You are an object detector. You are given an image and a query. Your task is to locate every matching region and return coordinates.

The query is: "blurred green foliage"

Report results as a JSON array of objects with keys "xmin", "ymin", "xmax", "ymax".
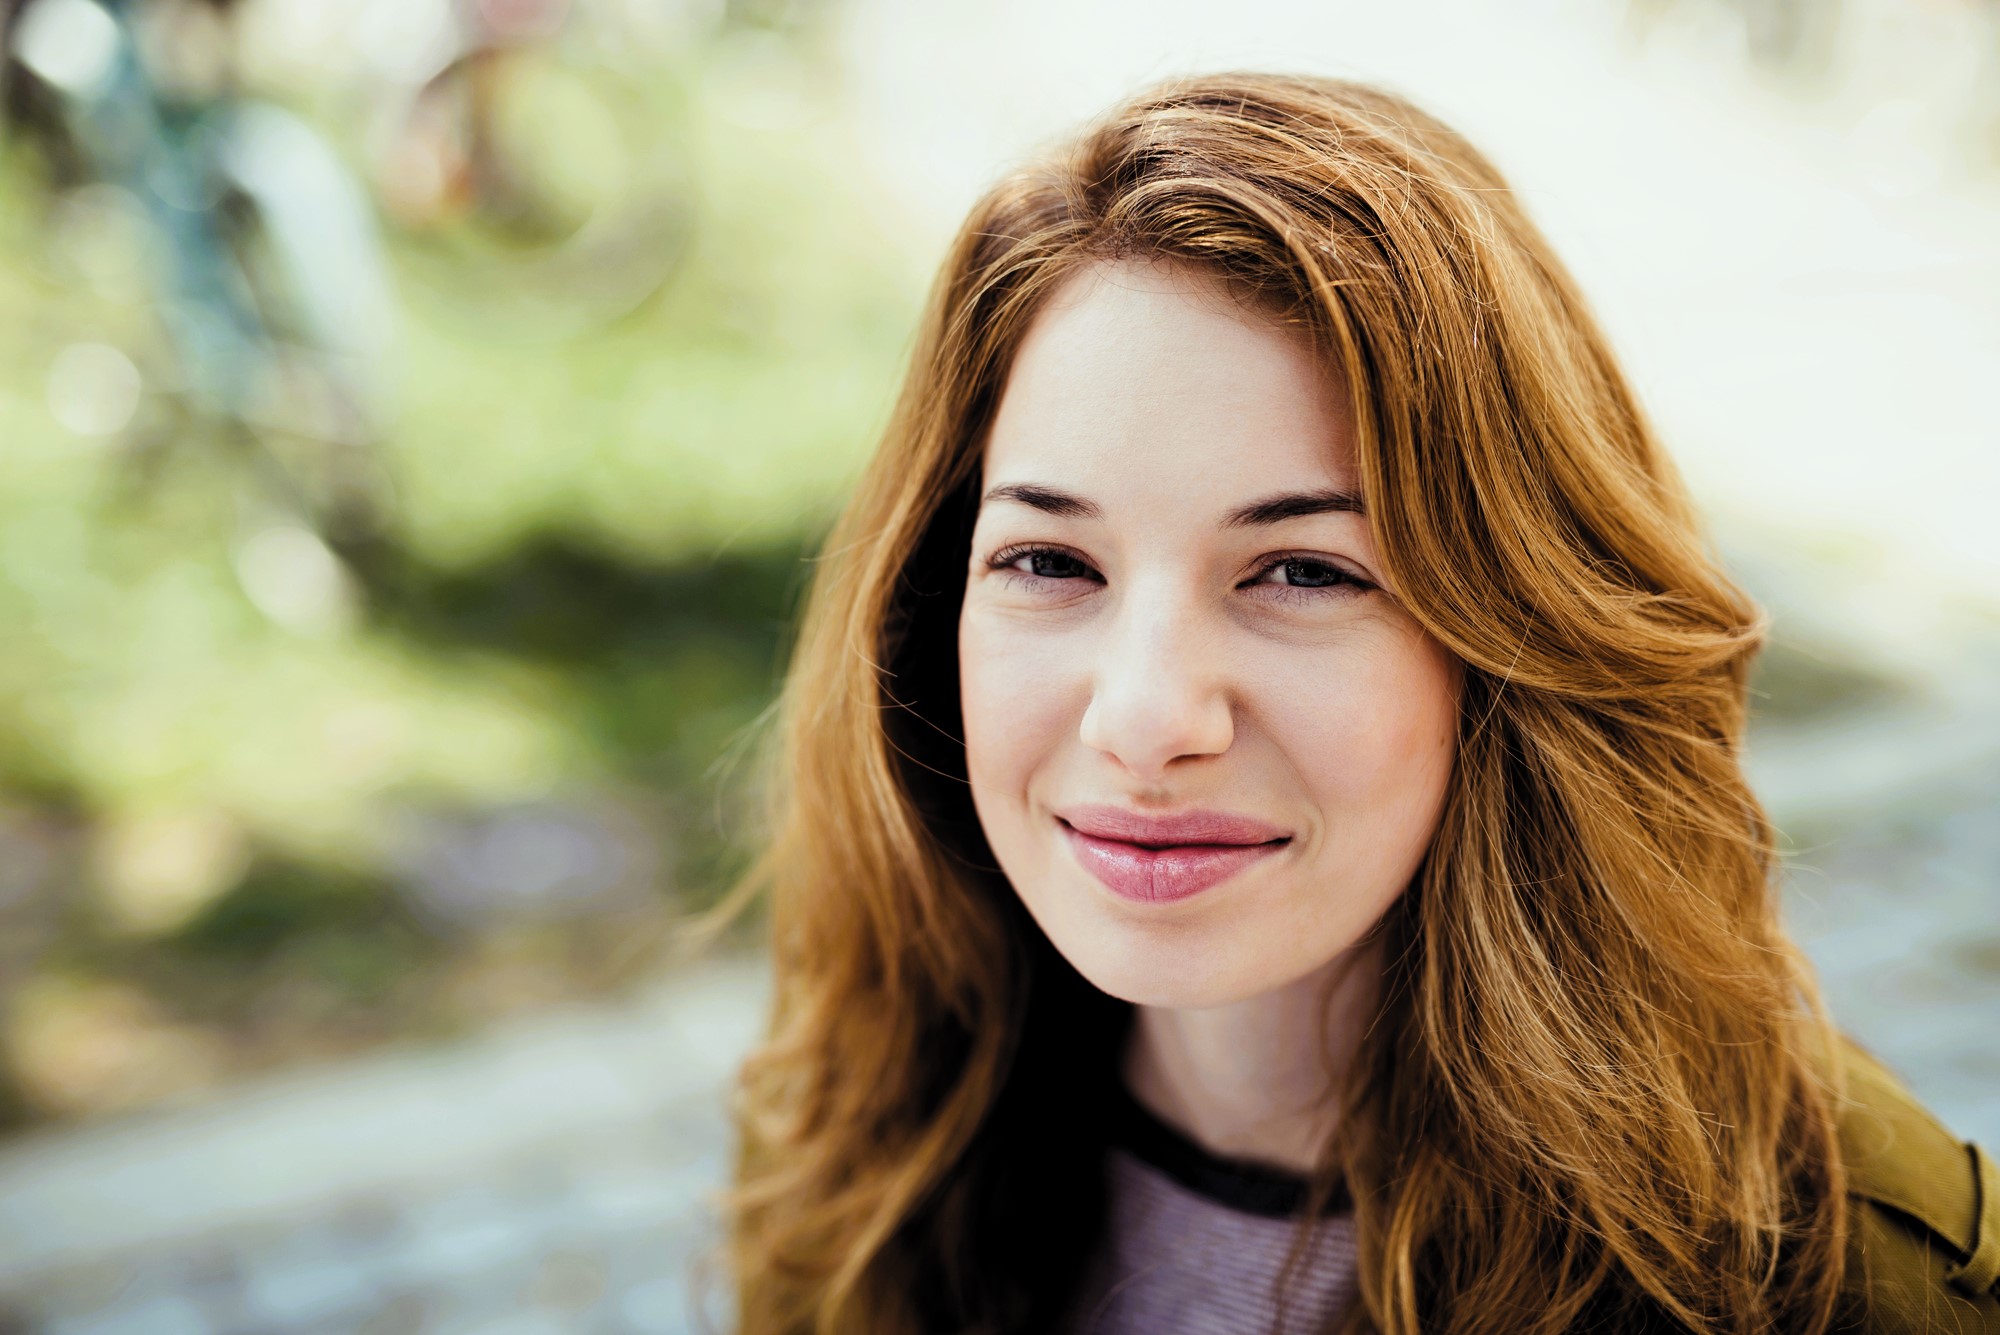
[{"xmin": 0, "ymin": 14, "xmax": 922, "ymax": 1131}]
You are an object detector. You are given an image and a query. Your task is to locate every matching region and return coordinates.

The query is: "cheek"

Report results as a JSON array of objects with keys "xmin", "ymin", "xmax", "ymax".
[
  {"xmin": 957, "ymin": 611, "xmax": 1081, "ymax": 797},
  {"xmin": 1264, "ymin": 627, "xmax": 1459, "ymax": 828}
]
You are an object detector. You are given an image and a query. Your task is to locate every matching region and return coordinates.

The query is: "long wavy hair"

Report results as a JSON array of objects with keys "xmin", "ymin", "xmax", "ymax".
[{"xmin": 684, "ymin": 71, "xmax": 1850, "ymax": 1335}]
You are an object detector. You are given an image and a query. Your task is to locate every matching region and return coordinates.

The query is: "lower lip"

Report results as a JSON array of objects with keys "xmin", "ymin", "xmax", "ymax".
[{"xmin": 1059, "ymin": 822, "xmax": 1289, "ymax": 904}]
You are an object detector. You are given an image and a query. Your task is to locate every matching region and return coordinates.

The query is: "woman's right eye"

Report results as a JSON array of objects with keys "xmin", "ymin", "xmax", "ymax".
[{"xmin": 988, "ymin": 545, "xmax": 1099, "ymax": 585}]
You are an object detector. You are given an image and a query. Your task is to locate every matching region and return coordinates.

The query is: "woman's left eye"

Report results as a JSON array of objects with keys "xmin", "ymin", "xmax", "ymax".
[{"xmin": 1247, "ymin": 557, "xmax": 1371, "ymax": 595}]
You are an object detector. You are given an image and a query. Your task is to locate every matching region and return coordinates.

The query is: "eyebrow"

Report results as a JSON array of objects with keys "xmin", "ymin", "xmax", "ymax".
[
  {"xmin": 979, "ymin": 482, "xmax": 1366, "ymax": 527},
  {"xmin": 1225, "ymin": 486, "xmax": 1368, "ymax": 526},
  {"xmin": 981, "ymin": 483, "xmax": 1100, "ymax": 519}
]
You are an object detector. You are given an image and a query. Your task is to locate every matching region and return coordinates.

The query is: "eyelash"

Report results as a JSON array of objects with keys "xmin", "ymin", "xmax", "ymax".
[{"xmin": 984, "ymin": 544, "xmax": 1376, "ymax": 605}]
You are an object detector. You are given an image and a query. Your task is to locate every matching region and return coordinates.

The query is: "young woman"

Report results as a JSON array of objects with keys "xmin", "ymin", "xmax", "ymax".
[{"xmin": 688, "ymin": 73, "xmax": 2000, "ymax": 1335}]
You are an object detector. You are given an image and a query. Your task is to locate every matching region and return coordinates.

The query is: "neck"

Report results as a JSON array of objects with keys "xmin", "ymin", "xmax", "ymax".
[{"xmin": 1118, "ymin": 934, "xmax": 1383, "ymax": 1174}]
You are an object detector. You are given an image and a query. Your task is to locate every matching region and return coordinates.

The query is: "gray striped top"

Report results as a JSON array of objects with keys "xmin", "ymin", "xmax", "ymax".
[{"xmin": 1059, "ymin": 1086, "xmax": 1360, "ymax": 1335}]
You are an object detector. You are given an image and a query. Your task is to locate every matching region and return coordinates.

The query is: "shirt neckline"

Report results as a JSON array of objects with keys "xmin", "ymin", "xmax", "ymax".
[{"xmin": 1104, "ymin": 1078, "xmax": 1353, "ymax": 1219}]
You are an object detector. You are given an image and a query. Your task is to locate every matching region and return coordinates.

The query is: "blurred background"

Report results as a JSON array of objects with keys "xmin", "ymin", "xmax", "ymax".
[{"xmin": 0, "ymin": 0, "xmax": 1994, "ymax": 1330}]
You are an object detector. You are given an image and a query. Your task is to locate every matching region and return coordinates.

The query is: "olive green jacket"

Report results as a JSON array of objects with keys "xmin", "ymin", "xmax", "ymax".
[{"xmin": 1835, "ymin": 1041, "xmax": 2000, "ymax": 1332}]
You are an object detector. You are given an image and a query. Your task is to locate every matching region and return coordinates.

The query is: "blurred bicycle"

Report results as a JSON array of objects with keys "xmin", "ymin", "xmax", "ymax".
[
  {"xmin": 368, "ymin": 0, "xmax": 697, "ymax": 342},
  {"xmin": 2, "ymin": 0, "xmax": 401, "ymax": 554}
]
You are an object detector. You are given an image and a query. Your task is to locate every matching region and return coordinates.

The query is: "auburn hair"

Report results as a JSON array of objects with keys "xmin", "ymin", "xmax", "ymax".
[{"xmin": 683, "ymin": 71, "xmax": 1849, "ymax": 1335}]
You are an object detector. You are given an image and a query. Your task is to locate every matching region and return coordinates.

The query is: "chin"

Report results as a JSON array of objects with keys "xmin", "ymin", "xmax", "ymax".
[
  {"xmin": 1092, "ymin": 977, "xmax": 1236, "ymax": 1010},
  {"xmin": 1054, "ymin": 930, "xmax": 1253, "ymax": 1010}
]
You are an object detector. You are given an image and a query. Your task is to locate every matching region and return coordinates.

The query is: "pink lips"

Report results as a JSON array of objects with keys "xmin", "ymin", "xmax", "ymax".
[{"xmin": 1057, "ymin": 804, "xmax": 1291, "ymax": 904}]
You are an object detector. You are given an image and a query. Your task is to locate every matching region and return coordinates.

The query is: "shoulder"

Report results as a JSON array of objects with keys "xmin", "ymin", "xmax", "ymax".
[{"xmin": 1833, "ymin": 1037, "xmax": 2000, "ymax": 1334}]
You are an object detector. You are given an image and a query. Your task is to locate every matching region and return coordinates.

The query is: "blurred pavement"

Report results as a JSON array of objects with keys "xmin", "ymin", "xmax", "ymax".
[{"xmin": 0, "ymin": 954, "xmax": 766, "ymax": 1335}]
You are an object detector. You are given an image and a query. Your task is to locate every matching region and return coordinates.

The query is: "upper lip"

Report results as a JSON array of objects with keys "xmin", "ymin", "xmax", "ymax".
[{"xmin": 1057, "ymin": 804, "xmax": 1292, "ymax": 848}]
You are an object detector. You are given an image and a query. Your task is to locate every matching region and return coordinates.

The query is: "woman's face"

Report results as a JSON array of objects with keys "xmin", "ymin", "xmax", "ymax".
[{"xmin": 957, "ymin": 257, "xmax": 1460, "ymax": 1009}]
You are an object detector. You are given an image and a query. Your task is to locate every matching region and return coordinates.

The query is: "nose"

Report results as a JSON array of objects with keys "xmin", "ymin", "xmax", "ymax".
[{"xmin": 1077, "ymin": 591, "xmax": 1235, "ymax": 780}]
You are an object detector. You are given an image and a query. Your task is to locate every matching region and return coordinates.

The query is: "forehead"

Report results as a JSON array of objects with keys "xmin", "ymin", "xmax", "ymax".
[{"xmin": 981, "ymin": 257, "xmax": 1357, "ymax": 501}]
